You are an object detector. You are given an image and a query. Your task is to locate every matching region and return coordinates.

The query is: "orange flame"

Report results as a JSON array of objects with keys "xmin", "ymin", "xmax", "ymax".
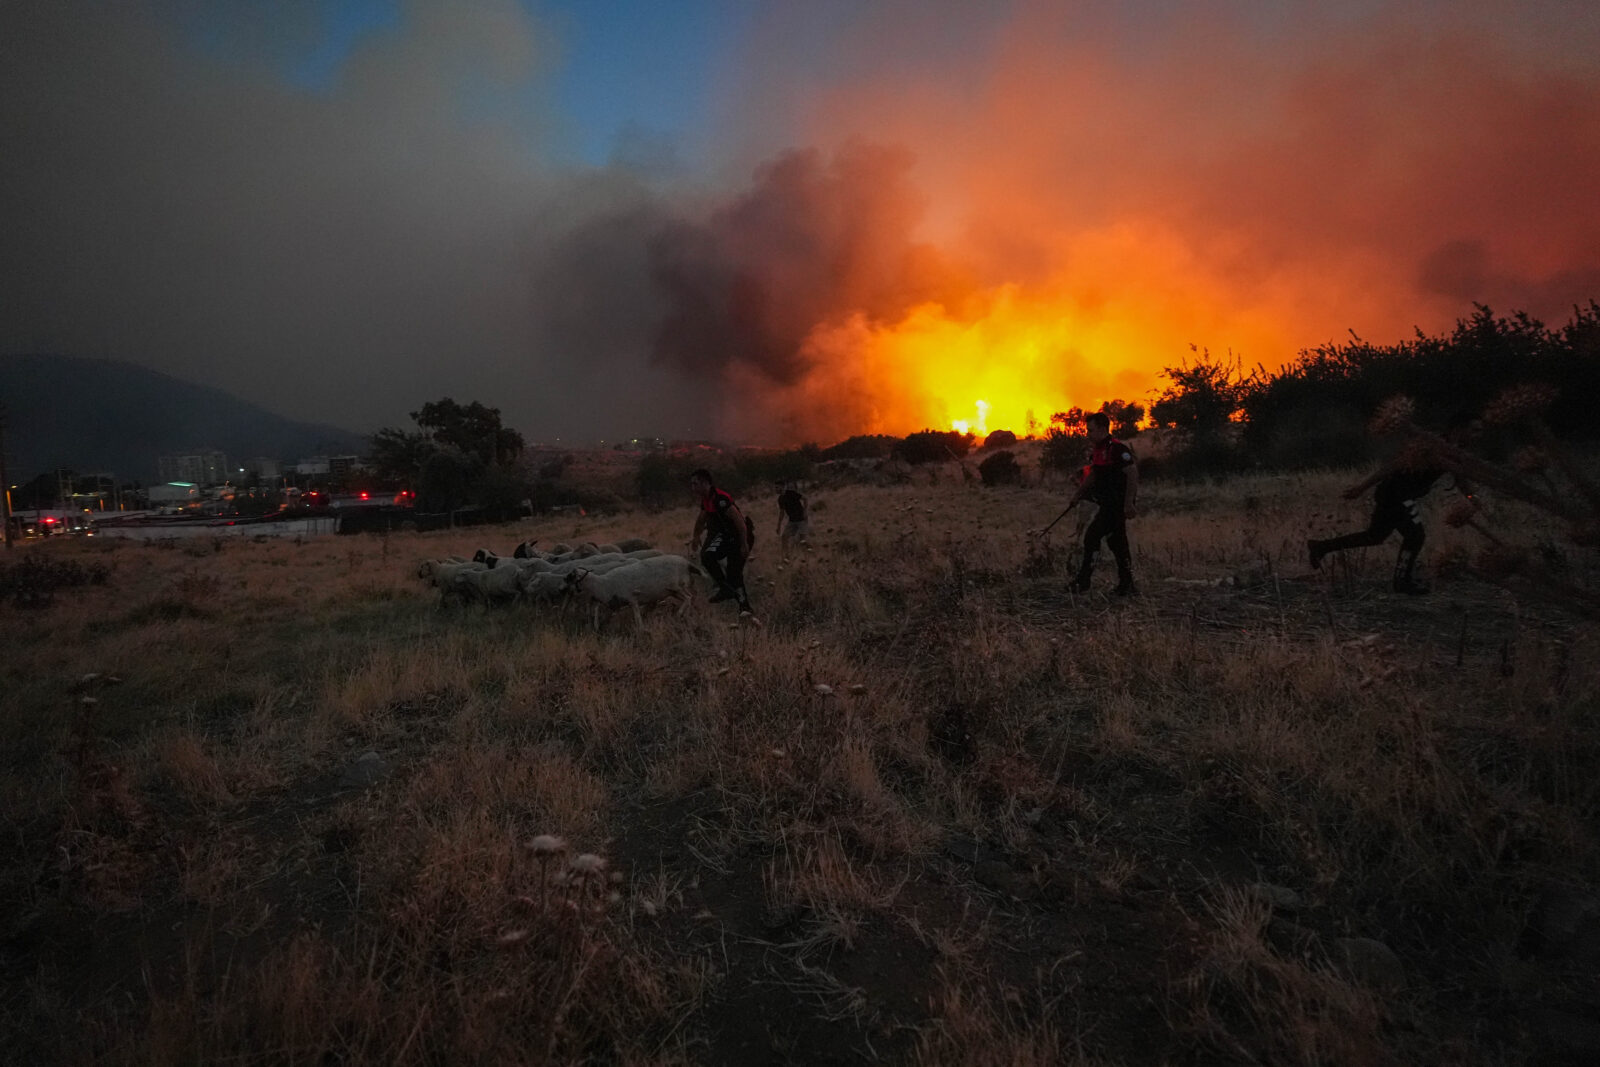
[{"xmin": 759, "ymin": 220, "xmax": 1299, "ymax": 442}]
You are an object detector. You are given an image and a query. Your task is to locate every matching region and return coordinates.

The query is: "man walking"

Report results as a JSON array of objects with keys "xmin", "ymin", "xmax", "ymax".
[
  {"xmin": 689, "ymin": 469, "xmax": 754, "ymax": 614},
  {"xmin": 775, "ymin": 481, "xmax": 809, "ymax": 560},
  {"xmin": 1068, "ymin": 412, "xmax": 1139, "ymax": 596}
]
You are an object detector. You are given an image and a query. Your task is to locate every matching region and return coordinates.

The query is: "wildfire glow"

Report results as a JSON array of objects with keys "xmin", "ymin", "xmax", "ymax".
[{"xmin": 767, "ymin": 235, "xmax": 1299, "ymax": 444}]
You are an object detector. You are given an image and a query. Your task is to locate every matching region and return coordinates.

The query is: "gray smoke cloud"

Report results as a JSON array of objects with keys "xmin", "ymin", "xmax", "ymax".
[
  {"xmin": 0, "ymin": 0, "xmax": 712, "ymax": 443},
  {"xmin": 645, "ymin": 144, "xmax": 961, "ymax": 384}
]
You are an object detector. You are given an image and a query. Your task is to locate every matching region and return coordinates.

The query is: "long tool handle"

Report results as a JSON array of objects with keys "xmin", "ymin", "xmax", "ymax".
[{"xmin": 1033, "ymin": 499, "xmax": 1079, "ymax": 538}]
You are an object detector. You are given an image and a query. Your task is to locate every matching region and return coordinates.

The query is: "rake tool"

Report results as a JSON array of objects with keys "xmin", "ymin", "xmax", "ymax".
[{"xmin": 1028, "ymin": 498, "xmax": 1080, "ymax": 540}]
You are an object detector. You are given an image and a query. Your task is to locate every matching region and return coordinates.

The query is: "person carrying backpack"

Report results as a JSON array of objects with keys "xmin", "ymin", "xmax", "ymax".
[{"xmin": 689, "ymin": 469, "xmax": 754, "ymax": 615}]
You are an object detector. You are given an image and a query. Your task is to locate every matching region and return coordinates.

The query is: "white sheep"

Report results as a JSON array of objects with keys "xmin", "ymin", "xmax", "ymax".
[
  {"xmin": 417, "ymin": 559, "xmax": 488, "ymax": 605},
  {"xmin": 516, "ymin": 554, "xmax": 622, "ymax": 576},
  {"xmin": 450, "ymin": 563, "xmax": 524, "ymax": 605},
  {"xmin": 518, "ymin": 568, "xmax": 572, "ymax": 604},
  {"xmin": 564, "ymin": 555, "xmax": 702, "ymax": 630},
  {"xmin": 615, "ymin": 537, "xmax": 652, "ymax": 552},
  {"xmin": 417, "ymin": 559, "xmax": 486, "ymax": 587},
  {"xmin": 487, "ymin": 555, "xmax": 541, "ymax": 572},
  {"xmin": 516, "ymin": 555, "xmax": 637, "ymax": 606}
]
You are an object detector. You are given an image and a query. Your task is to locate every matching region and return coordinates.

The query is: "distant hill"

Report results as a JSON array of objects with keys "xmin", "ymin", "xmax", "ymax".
[{"xmin": 0, "ymin": 355, "xmax": 367, "ymax": 483}]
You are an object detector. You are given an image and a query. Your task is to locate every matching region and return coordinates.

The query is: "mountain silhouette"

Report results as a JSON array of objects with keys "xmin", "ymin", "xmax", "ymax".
[{"xmin": 0, "ymin": 355, "xmax": 367, "ymax": 483}]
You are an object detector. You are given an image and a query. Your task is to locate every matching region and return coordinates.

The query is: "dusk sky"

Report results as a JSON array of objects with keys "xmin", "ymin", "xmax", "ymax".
[{"xmin": 3, "ymin": 0, "xmax": 1598, "ymax": 444}]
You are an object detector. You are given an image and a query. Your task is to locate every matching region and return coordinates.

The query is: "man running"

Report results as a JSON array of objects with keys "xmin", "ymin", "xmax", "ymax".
[
  {"xmin": 1308, "ymin": 418, "xmax": 1475, "ymax": 594},
  {"xmin": 689, "ymin": 469, "xmax": 754, "ymax": 614},
  {"xmin": 775, "ymin": 481, "xmax": 809, "ymax": 559},
  {"xmin": 1068, "ymin": 412, "xmax": 1139, "ymax": 596}
]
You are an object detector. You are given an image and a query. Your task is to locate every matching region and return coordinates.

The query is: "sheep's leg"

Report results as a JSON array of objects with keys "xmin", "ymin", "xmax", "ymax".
[{"xmin": 631, "ymin": 599, "xmax": 645, "ymax": 628}]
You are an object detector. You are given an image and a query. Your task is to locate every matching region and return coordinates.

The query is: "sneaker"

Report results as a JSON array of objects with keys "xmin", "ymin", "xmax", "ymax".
[
  {"xmin": 708, "ymin": 587, "xmax": 735, "ymax": 604},
  {"xmin": 1114, "ymin": 579, "xmax": 1138, "ymax": 597},
  {"xmin": 1307, "ymin": 540, "xmax": 1325, "ymax": 570},
  {"xmin": 1068, "ymin": 577, "xmax": 1091, "ymax": 594},
  {"xmin": 1393, "ymin": 578, "xmax": 1430, "ymax": 596}
]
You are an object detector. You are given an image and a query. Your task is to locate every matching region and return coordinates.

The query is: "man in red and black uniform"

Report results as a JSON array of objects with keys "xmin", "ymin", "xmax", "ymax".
[
  {"xmin": 689, "ymin": 468, "xmax": 753, "ymax": 614},
  {"xmin": 1068, "ymin": 412, "xmax": 1139, "ymax": 596}
]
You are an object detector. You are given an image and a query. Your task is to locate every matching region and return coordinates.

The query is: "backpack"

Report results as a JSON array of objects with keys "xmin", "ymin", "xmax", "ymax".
[{"xmin": 706, "ymin": 488, "xmax": 756, "ymax": 552}]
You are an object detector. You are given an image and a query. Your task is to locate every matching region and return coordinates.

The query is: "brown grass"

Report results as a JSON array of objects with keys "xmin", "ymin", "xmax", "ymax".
[{"xmin": 1, "ymin": 466, "xmax": 1596, "ymax": 1064}]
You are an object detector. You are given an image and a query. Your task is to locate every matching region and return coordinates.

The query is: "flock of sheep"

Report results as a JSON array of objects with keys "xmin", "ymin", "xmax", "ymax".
[{"xmin": 415, "ymin": 538, "xmax": 709, "ymax": 629}]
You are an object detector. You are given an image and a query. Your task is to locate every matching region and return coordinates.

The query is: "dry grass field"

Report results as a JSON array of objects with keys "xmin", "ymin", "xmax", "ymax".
[{"xmin": 3, "ymin": 468, "xmax": 1598, "ymax": 1065}]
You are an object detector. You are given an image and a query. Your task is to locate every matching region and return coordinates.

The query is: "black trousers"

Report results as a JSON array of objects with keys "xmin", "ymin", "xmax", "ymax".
[
  {"xmin": 701, "ymin": 533, "xmax": 751, "ymax": 606},
  {"xmin": 1076, "ymin": 502, "xmax": 1132, "ymax": 584},
  {"xmin": 1312, "ymin": 497, "xmax": 1425, "ymax": 583}
]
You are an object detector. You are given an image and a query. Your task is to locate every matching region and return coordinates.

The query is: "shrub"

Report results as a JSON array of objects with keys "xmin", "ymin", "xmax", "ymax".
[
  {"xmin": 821, "ymin": 434, "xmax": 899, "ymax": 460},
  {"xmin": 1149, "ymin": 351, "xmax": 1254, "ymax": 438},
  {"xmin": 895, "ymin": 430, "xmax": 973, "ymax": 465},
  {"xmin": 636, "ymin": 454, "xmax": 699, "ymax": 508},
  {"xmin": 982, "ymin": 429, "xmax": 1018, "ymax": 450},
  {"xmin": 733, "ymin": 449, "xmax": 814, "ymax": 488},
  {"xmin": 574, "ymin": 487, "xmax": 628, "ymax": 515},
  {"xmin": 1, "ymin": 556, "xmax": 109, "ymax": 610},
  {"xmin": 977, "ymin": 451, "xmax": 1023, "ymax": 486},
  {"xmin": 1039, "ymin": 427, "xmax": 1085, "ymax": 474}
]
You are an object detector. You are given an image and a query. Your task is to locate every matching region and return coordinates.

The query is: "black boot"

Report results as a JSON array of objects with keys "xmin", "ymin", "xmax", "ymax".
[
  {"xmin": 1070, "ymin": 552, "xmax": 1095, "ymax": 593},
  {"xmin": 1114, "ymin": 571, "xmax": 1137, "ymax": 597},
  {"xmin": 1308, "ymin": 539, "xmax": 1327, "ymax": 570},
  {"xmin": 1392, "ymin": 547, "xmax": 1427, "ymax": 594}
]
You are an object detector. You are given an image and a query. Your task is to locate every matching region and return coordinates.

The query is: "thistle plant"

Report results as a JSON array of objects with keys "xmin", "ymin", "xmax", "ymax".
[{"xmin": 523, "ymin": 833, "xmax": 568, "ymax": 914}]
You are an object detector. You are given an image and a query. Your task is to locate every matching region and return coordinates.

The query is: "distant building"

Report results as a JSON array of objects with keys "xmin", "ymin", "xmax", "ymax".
[
  {"xmin": 328, "ymin": 455, "xmax": 365, "ymax": 479},
  {"xmin": 247, "ymin": 457, "xmax": 281, "ymax": 481},
  {"xmin": 292, "ymin": 456, "xmax": 331, "ymax": 477},
  {"xmin": 148, "ymin": 482, "xmax": 200, "ymax": 505},
  {"xmin": 158, "ymin": 449, "xmax": 228, "ymax": 486}
]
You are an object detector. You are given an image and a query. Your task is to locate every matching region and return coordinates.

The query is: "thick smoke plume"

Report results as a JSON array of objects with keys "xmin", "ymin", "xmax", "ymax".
[
  {"xmin": 4, "ymin": 1, "xmax": 1598, "ymax": 448},
  {"xmin": 647, "ymin": 144, "xmax": 960, "ymax": 385}
]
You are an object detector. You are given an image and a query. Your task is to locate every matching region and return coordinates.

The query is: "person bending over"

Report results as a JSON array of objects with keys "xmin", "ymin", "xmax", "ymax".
[{"xmin": 689, "ymin": 469, "xmax": 753, "ymax": 614}]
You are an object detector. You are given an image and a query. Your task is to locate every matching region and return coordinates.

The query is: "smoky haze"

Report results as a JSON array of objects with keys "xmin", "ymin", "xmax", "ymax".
[
  {"xmin": 0, "ymin": 0, "xmax": 709, "ymax": 444},
  {"xmin": 4, "ymin": 0, "xmax": 1599, "ymax": 451}
]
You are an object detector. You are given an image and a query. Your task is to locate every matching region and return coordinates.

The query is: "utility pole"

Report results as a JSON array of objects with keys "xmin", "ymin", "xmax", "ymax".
[{"xmin": 0, "ymin": 405, "xmax": 12, "ymax": 550}]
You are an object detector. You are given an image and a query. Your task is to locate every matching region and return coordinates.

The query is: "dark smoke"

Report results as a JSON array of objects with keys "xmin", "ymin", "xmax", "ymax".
[
  {"xmin": 1419, "ymin": 239, "xmax": 1600, "ymax": 323},
  {"xmin": 644, "ymin": 144, "xmax": 964, "ymax": 386}
]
